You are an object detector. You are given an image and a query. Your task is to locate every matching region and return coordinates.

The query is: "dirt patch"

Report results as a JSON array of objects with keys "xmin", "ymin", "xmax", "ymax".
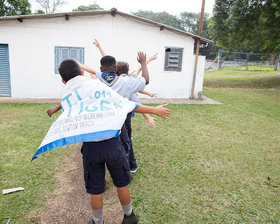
[
  {"xmin": 36, "ymin": 143, "xmax": 123, "ymax": 224},
  {"xmin": 0, "ymin": 116, "xmax": 5, "ymax": 125},
  {"xmin": 0, "ymin": 112, "xmax": 18, "ymax": 125}
]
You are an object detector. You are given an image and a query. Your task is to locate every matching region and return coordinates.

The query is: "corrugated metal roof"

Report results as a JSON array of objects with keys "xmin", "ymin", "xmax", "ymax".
[{"xmin": 0, "ymin": 9, "xmax": 212, "ymax": 44}]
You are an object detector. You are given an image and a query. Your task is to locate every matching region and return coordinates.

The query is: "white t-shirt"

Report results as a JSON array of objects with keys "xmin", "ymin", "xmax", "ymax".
[{"xmin": 98, "ymin": 72, "xmax": 146, "ymax": 99}]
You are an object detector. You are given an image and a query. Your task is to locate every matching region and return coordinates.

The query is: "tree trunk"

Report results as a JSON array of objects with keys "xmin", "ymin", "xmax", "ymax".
[{"xmin": 269, "ymin": 55, "xmax": 275, "ymax": 65}]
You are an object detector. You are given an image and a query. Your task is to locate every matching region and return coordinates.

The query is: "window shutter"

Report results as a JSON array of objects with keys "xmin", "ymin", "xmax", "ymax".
[
  {"xmin": 164, "ymin": 47, "xmax": 183, "ymax": 72},
  {"xmin": 0, "ymin": 44, "xmax": 11, "ymax": 96},
  {"xmin": 55, "ymin": 47, "xmax": 84, "ymax": 74},
  {"xmin": 79, "ymin": 48, "xmax": 84, "ymax": 64},
  {"xmin": 61, "ymin": 48, "xmax": 70, "ymax": 61},
  {"xmin": 55, "ymin": 47, "xmax": 60, "ymax": 74},
  {"xmin": 70, "ymin": 48, "xmax": 78, "ymax": 61},
  {"xmin": 168, "ymin": 52, "xmax": 179, "ymax": 68}
]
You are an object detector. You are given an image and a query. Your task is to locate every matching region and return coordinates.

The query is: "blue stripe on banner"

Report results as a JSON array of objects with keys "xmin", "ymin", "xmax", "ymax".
[
  {"xmin": 31, "ymin": 129, "xmax": 120, "ymax": 161},
  {"xmin": 134, "ymin": 104, "xmax": 139, "ymax": 110}
]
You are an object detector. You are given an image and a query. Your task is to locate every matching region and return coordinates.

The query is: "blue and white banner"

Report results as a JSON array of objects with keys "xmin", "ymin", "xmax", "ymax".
[{"xmin": 31, "ymin": 76, "xmax": 138, "ymax": 161}]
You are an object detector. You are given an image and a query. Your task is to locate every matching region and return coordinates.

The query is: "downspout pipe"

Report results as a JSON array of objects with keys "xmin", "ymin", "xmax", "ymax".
[{"xmin": 191, "ymin": 0, "xmax": 206, "ymax": 99}]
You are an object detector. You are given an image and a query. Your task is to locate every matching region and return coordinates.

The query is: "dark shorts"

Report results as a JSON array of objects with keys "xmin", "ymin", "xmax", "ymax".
[{"xmin": 81, "ymin": 137, "xmax": 131, "ymax": 195}]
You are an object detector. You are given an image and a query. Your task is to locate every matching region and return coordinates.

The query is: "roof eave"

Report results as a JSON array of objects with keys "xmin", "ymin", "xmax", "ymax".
[{"xmin": 0, "ymin": 9, "xmax": 212, "ymax": 44}]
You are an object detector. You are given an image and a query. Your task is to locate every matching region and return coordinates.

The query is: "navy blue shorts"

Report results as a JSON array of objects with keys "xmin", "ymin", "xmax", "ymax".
[{"xmin": 81, "ymin": 137, "xmax": 131, "ymax": 195}]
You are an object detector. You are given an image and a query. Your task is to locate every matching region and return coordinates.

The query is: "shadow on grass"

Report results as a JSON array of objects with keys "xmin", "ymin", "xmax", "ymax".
[{"xmin": 204, "ymin": 76, "xmax": 280, "ymax": 89}]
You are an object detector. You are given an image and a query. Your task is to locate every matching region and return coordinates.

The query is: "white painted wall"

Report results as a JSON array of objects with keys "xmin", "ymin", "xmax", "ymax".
[{"xmin": 0, "ymin": 13, "xmax": 205, "ymax": 99}]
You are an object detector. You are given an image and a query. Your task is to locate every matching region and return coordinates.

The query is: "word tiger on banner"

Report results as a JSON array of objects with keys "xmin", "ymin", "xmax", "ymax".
[{"xmin": 31, "ymin": 76, "xmax": 138, "ymax": 161}]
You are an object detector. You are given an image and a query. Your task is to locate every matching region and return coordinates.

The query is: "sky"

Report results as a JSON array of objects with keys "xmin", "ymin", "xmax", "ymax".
[{"xmin": 29, "ymin": 0, "xmax": 216, "ymax": 16}]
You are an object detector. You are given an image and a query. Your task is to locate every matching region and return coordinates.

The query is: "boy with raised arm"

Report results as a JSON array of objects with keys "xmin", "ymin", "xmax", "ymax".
[
  {"xmin": 47, "ymin": 51, "xmax": 152, "ymax": 172},
  {"xmin": 39, "ymin": 57, "xmax": 172, "ymax": 224}
]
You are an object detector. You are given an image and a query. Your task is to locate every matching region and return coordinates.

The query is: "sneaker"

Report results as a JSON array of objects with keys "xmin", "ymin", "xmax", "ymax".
[
  {"xmin": 122, "ymin": 210, "xmax": 139, "ymax": 224},
  {"xmin": 88, "ymin": 219, "xmax": 104, "ymax": 224},
  {"xmin": 88, "ymin": 219, "xmax": 95, "ymax": 224},
  {"xmin": 130, "ymin": 166, "xmax": 139, "ymax": 174}
]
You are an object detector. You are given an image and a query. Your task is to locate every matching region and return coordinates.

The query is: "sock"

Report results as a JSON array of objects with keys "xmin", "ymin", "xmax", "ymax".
[
  {"xmin": 92, "ymin": 208, "xmax": 103, "ymax": 224},
  {"xmin": 122, "ymin": 203, "xmax": 132, "ymax": 216}
]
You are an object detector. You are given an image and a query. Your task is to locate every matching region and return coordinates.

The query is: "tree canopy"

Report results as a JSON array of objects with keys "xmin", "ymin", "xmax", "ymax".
[
  {"xmin": 132, "ymin": 10, "xmax": 212, "ymax": 38},
  {"xmin": 0, "ymin": 0, "xmax": 31, "ymax": 16},
  {"xmin": 180, "ymin": 12, "xmax": 210, "ymax": 38},
  {"xmin": 132, "ymin": 10, "xmax": 217, "ymax": 59},
  {"xmin": 72, "ymin": 3, "xmax": 103, "ymax": 12},
  {"xmin": 132, "ymin": 10, "xmax": 182, "ymax": 30},
  {"xmin": 209, "ymin": 0, "xmax": 280, "ymax": 54}
]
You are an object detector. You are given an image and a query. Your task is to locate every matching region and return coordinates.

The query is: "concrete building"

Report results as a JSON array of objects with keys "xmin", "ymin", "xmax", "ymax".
[{"xmin": 0, "ymin": 9, "xmax": 211, "ymax": 99}]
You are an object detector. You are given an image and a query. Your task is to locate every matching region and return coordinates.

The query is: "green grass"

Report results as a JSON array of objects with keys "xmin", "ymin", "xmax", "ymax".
[
  {"xmin": 129, "ymin": 70, "xmax": 280, "ymax": 223},
  {"xmin": 204, "ymin": 69, "xmax": 280, "ymax": 89},
  {"xmin": 1, "ymin": 69, "xmax": 280, "ymax": 223},
  {"xmin": 0, "ymin": 103, "xmax": 73, "ymax": 224},
  {"xmin": 222, "ymin": 65, "xmax": 276, "ymax": 72}
]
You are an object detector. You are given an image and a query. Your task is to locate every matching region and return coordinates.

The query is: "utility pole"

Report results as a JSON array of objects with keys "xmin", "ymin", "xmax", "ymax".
[{"xmin": 191, "ymin": 0, "xmax": 206, "ymax": 99}]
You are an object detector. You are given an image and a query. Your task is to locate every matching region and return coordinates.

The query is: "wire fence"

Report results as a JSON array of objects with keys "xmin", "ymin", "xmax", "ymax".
[{"xmin": 204, "ymin": 51, "xmax": 279, "ymax": 71}]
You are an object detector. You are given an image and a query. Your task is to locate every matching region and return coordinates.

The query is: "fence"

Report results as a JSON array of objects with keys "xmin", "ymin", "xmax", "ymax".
[{"xmin": 215, "ymin": 51, "xmax": 279, "ymax": 71}]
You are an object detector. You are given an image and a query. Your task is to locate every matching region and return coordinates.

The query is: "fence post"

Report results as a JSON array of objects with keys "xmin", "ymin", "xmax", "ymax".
[
  {"xmin": 218, "ymin": 51, "xmax": 223, "ymax": 70},
  {"xmin": 246, "ymin": 53, "xmax": 250, "ymax": 61},
  {"xmin": 275, "ymin": 55, "xmax": 279, "ymax": 71}
]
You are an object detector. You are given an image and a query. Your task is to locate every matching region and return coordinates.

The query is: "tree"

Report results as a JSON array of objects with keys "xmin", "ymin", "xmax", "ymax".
[
  {"xmin": 180, "ymin": 12, "xmax": 210, "ymax": 38},
  {"xmin": 180, "ymin": 12, "xmax": 219, "ymax": 59},
  {"xmin": 0, "ymin": 0, "xmax": 31, "ymax": 16},
  {"xmin": 132, "ymin": 10, "xmax": 182, "ymax": 30},
  {"xmin": 72, "ymin": 3, "xmax": 103, "ymax": 12},
  {"xmin": 132, "ymin": 10, "xmax": 218, "ymax": 59},
  {"xmin": 34, "ymin": 9, "xmax": 45, "ymax": 14},
  {"xmin": 35, "ymin": 0, "xmax": 66, "ymax": 13},
  {"xmin": 209, "ymin": 0, "xmax": 280, "ymax": 54}
]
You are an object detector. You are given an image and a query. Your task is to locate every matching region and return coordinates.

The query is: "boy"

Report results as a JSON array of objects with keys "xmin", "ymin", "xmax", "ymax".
[
  {"xmin": 49, "ymin": 58, "xmax": 171, "ymax": 224},
  {"xmin": 48, "ymin": 52, "xmax": 151, "ymax": 173}
]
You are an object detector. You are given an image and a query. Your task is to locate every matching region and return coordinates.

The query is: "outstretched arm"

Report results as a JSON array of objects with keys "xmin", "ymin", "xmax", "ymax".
[
  {"xmin": 136, "ymin": 53, "xmax": 158, "ymax": 75},
  {"xmin": 73, "ymin": 58, "xmax": 97, "ymax": 75},
  {"xmin": 133, "ymin": 104, "xmax": 171, "ymax": 119},
  {"xmin": 93, "ymin": 38, "xmax": 106, "ymax": 57},
  {"xmin": 128, "ymin": 70, "xmax": 137, "ymax": 76},
  {"xmin": 138, "ymin": 90, "xmax": 157, "ymax": 97},
  {"xmin": 47, "ymin": 104, "xmax": 61, "ymax": 117},
  {"xmin": 137, "ymin": 52, "xmax": 149, "ymax": 85}
]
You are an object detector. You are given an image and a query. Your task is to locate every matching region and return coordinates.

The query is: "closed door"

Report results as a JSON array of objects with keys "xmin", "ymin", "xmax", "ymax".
[{"xmin": 0, "ymin": 44, "xmax": 11, "ymax": 97}]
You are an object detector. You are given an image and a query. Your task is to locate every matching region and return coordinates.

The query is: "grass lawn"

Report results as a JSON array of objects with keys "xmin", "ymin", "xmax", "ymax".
[
  {"xmin": 204, "ymin": 69, "xmax": 280, "ymax": 89},
  {"xmin": 129, "ymin": 71, "xmax": 280, "ymax": 223},
  {"xmin": 1, "ymin": 69, "xmax": 280, "ymax": 223},
  {"xmin": 0, "ymin": 103, "xmax": 73, "ymax": 223}
]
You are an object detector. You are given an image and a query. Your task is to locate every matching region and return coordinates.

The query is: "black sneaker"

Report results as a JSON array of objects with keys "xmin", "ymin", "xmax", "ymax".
[
  {"xmin": 88, "ymin": 219, "xmax": 104, "ymax": 224},
  {"xmin": 122, "ymin": 210, "xmax": 139, "ymax": 224},
  {"xmin": 130, "ymin": 166, "xmax": 139, "ymax": 174}
]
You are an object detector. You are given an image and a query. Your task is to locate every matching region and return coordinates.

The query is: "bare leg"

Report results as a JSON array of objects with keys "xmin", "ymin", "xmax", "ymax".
[
  {"xmin": 90, "ymin": 194, "xmax": 104, "ymax": 224},
  {"xmin": 91, "ymin": 193, "xmax": 103, "ymax": 210},
  {"xmin": 117, "ymin": 186, "xmax": 131, "ymax": 205}
]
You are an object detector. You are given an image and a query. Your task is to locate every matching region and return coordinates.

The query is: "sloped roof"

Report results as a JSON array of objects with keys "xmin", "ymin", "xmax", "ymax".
[{"xmin": 0, "ymin": 9, "xmax": 212, "ymax": 44}]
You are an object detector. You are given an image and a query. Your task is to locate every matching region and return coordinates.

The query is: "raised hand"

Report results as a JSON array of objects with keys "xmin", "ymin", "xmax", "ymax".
[
  {"xmin": 137, "ymin": 51, "xmax": 147, "ymax": 64},
  {"xmin": 93, "ymin": 38, "xmax": 101, "ymax": 48},
  {"xmin": 149, "ymin": 53, "xmax": 158, "ymax": 61}
]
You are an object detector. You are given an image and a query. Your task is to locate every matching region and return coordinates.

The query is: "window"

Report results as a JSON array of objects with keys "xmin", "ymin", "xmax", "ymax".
[
  {"xmin": 164, "ymin": 47, "xmax": 183, "ymax": 71},
  {"xmin": 55, "ymin": 46, "xmax": 84, "ymax": 74}
]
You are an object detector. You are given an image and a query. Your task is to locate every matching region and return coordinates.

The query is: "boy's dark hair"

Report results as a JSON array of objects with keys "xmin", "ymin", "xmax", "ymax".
[
  {"xmin": 116, "ymin": 61, "xmax": 129, "ymax": 75},
  {"xmin": 59, "ymin": 59, "xmax": 81, "ymax": 82},
  {"xmin": 100, "ymin": 55, "xmax": 116, "ymax": 67}
]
